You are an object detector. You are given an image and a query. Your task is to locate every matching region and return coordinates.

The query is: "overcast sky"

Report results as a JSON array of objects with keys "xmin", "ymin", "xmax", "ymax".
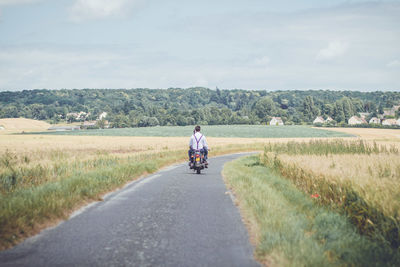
[{"xmin": 0, "ymin": 0, "xmax": 399, "ymax": 91}]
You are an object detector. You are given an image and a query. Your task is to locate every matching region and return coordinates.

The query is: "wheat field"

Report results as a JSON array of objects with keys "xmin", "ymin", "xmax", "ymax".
[
  {"xmin": 320, "ymin": 127, "xmax": 400, "ymax": 145},
  {"xmin": 280, "ymin": 153, "xmax": 400, "ymax": 219},
  {"xmin": 1, "ymin": 126, "xmax": 399, "ymax": 251},
  {"xmin": 0, "ymin": 118, "xmax": 50, "ymax": 132}
]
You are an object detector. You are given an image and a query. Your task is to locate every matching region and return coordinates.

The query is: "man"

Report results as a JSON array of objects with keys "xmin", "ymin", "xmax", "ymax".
[{"xmin": 188, "ymin": 125, "xmax": 209, "ymax": 165}]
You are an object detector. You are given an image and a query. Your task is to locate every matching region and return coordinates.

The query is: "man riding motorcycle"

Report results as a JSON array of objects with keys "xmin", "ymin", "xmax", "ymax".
[{"xmin": 188, "ymin": 125, "xmax": 208, "ymax": 167}]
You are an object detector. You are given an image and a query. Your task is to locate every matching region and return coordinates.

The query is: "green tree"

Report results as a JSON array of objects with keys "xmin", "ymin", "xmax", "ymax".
[
  {"xmin": 253, "ymin": 97, "xmax": 276, "ymax": 122},
  {"xmin": 112, "ymin": 114, "xmax": 129, "ymax": 128},
  {"xmin": 96, "ymin": 119, "xmax": 107, "ymax": 129},
  {"xmin": 333, "ymin": 102, "xmax": 345, "ymax": 123},
  {"xmin": 302, "ymin": 96, "xmax": 320, "ymax": 122},
  {"xmin": 1, "ymin": 106, "xmax": 19, "ymax": 118}
]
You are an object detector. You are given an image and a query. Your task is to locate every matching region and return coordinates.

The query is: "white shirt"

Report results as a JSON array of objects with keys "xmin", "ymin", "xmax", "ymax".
[{"xmin": 189, "ymin": 132, "xmax": 208, "ymax": 150}]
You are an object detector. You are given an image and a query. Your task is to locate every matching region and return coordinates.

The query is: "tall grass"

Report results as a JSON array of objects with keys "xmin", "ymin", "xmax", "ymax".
[
  {"xmin": 223, "ymin": 156, "xmax": 398, "ymax": 266},
  {"xmin": 264, "ymin": 139, "xmax": 399, "ymax": 155},
  {"xmin": 261, "ymin": 140, "xmax": 400, "ymax": 253},
  {"xmin": 0, "ymin": 142, "xmax": 265, "ymax": 250}
]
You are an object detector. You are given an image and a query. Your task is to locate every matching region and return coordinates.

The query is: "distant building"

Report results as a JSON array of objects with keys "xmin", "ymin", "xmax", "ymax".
[
  {"xmin": 98, "ymin": 112, "xmax": 108, "ymax": 120},
  {"xmin": 77, "ymin": 112, "xmax": 89, "ymax": 121},
  {"xmin": 67, "ymin": 111, "xmax": 90, "ymax": 121},
  {"xmin": 0, "ymin": 126, "xmax": 4, "ymax": 130},
  {"xmin": 348, "ymin": 116, "xmax": 367, "ymax": 125},
  {"xmin": 313, "ymin": 116, "xmax": 325, "ymax": 124},
  {"xmin": 369, "ymin": 117, "xmax": 381, "ymax": 124},
  {"xmin": 48, "ymin": 126, "xmax": 80, "ymax": 131},
  {"xmin": 382, "ymin": 119, "xmax": 398, "ymax": 126},
  {"xmin": 397, "ymin": 118, "xmax": 400, "ymax": 126},
  {"xmin": 383, "ymin": 105, "xmax": 400, "ymax": 117},
  {"xmin": 326, "ymin": 116, "xmax": 333, "ymax": 122},
  {"xmin": 82, "ymin": 121, "xmax": 97, "ymax": 129},
  {"xmin": 269, "ymin": 117, "xmax": 284, "ymax": 126}
]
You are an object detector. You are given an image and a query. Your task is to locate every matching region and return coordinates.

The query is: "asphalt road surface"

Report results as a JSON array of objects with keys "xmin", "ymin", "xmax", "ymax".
[{"xmin": 0, "ymin": 153, "xmax": 259, "ymax": 267}]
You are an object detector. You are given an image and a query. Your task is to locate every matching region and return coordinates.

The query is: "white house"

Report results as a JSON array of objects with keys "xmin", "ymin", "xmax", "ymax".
[
  {"xmin": 82, "ymin": 121, "xmax": 97, "ymax": 129},
  {"xmin": 397, "ymin": 118, "xmax": 400, "ymax": 126},
  {"xmin": 326, "ymin": 116, "xmax": 333, "ymax": 122},
  {"xmin": 369, "ymin": 117, "xmax": 380, "ymax": 124},
  {"xmin": 382, "ymin": 119, "xmax": 398, "ymax": 126},
  {"xmin": 348, "ymin": 116, "xmax": 367, "ymax": 125},
  {"xmin": 67, "ymin": 111, "xmax": 90, "ymax": 121},
  {"xmin": 313, "ymin": 116, "xmax": 325, "ymax": 124},
  {"xmin": 269, "ymin": 117, "xmax": 284, "ymax": 126},
  {"xmin": 98, "ymin": 112, "xmax": 108, "ymax": 120}
]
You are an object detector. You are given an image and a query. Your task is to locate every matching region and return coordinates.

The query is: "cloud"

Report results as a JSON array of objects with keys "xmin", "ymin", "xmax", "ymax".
[
  {"xmin": 0, "ymin": 46, "xmax": 126, "ymax": 89},
  {"xmin": 387, "ymin": 60, "xmax": 400, "ymax": 68},
  {"xmin": 69, "ymin": 0, "xmax": 143, "ymax": 22},
  {"xmin": 253, "ymin": 56, "xmax": 270, "ymax": 67},
  {"xmin": 316, "ymin": 41, "xmax": 348, "ymax": 62},
  {"xmin": 0, "ymin": 0, "xmax": 43, "ymax": 6},
  {"xmin": 1, "ymin": 1, "xmax": 399, "ymax": 90}
]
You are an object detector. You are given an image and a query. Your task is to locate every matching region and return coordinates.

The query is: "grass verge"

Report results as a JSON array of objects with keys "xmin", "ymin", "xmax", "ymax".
[
  {"xmin": 0, "ymin": 143, "xmax": 264, "ymax": 250},
  {"xmin": 223, "ymin": 155, "xmax": 399, "ymax": 266}
]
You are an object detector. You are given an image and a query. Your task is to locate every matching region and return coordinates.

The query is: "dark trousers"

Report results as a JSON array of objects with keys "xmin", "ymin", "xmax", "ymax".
[{"xmin": 188, "ymin": 148, "xmax": 208, "ymax": 161}]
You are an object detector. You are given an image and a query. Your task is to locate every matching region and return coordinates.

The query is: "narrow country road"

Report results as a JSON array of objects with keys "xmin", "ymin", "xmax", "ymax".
[{"xmin": 0, "ymin": 153, "xmax": 259, "ymax": 267}]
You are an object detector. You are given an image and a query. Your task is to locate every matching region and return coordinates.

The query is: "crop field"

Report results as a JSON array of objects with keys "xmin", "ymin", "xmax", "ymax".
[
  {"xmin": 223, "ymin": 138, "xmax": 400, "ymax": 265},
  {"xmin": 32, "ymin": 125, "xmax": 353, "ymax": 138},
  {"xmin": 1, "ymin": 123, "xmax": 399, "ymax": 264},
  {"xmin": 0, "ymin": 118, "xmax": 50, "ymax": 132},
  {"xmin": 0, "ymin": 129, "xmax": 273, "ymax": 249}
]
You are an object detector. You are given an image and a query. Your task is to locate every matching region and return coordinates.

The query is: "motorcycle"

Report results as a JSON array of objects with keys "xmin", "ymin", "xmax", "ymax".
[{"xmin": 189, "ymin": 150, "xmax": 207, "ymax": 174}]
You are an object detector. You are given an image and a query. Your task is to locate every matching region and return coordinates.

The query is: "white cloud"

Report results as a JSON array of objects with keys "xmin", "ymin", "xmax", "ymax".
[
  {"xmin": 316, "ymin": 41, "xmax": 348, "ymax": 62},
  {"xmin": 387, "ymin": 60, "xmax": 400, "ymax": 68},
  {"xmin": 69, "ymin": 0, "xmax": 143, "ymax": 22}
]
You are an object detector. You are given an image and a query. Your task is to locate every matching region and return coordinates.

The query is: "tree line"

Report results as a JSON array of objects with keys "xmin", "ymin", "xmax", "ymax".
[{"xmin": 0, "ymin": 88, "xmax": 399, "ymax": 127}]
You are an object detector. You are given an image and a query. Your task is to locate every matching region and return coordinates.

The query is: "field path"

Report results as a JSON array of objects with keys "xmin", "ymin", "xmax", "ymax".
[{"xmin": 0, "ymin": 153, "xmax": 259, "ymax": 267}]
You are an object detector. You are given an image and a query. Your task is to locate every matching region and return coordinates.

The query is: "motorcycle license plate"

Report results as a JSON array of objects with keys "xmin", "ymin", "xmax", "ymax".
[{"xmin": 195, "ymin": 157, "xmax": 200, "ymax": 162}]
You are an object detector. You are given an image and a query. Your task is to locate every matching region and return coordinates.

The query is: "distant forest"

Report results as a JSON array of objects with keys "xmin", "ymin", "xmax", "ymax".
[{"xmin": 0, "ymin": 88, "xmax": 399, "ymax": 127}]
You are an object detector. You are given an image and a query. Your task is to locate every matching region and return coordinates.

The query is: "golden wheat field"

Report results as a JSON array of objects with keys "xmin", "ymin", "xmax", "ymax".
[
  {"xmin": 280, "ymin": 153, "xmax": 400, "ymax": 218},
  {"xmin": 0, "ymin": 118, "xmax": 50, "ymax": 132},
  {"xmin": 2, "ymin": 126, "xmax": 399, "ymax": 166},
  {"xmin": 0, "ymin": 134, "xmax": 340, "ymax": 165},
  {"xmin": 320, "ymin": 127, "xmax": 400, "ymax": 146}
]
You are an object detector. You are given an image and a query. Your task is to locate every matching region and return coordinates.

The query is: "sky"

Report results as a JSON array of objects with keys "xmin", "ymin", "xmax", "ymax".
[{"xmin": 0, "ymin": 0, "xmax": 399, "ymax": 91}]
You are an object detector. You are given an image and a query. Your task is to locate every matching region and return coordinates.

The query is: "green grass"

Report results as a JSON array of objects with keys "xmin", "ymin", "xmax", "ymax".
[
  {"xmin": 223, "ymin": 155, "xmax": 399, "ymax": 266},
  {"xmin": 28, "ymin": 125, "xmax": 353, "ymax": 138}
]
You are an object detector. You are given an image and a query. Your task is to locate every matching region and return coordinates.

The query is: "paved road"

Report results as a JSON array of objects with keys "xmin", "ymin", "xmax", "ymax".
[{"xmin": 0, "ymin": 153, "xmax": 259, "ymax": 267}]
